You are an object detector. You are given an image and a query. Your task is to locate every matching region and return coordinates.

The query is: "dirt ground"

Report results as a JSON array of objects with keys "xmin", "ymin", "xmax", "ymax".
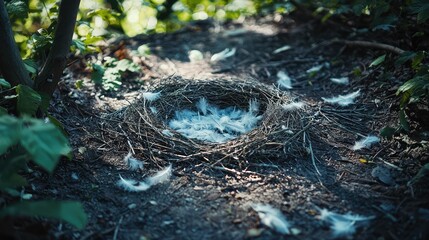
[{"xmin": 6, "ymin": 13, "xmax": 429, "ymax": 239}]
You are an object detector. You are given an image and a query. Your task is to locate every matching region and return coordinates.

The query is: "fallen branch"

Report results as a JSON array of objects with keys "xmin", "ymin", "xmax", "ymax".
[
  {"xmin": 340, "ymin": 40, "xmax": 405, "ymax": 55},
  {"xmin": 307, "ymin": 38, "xmax": 406, "ymax": 55}
]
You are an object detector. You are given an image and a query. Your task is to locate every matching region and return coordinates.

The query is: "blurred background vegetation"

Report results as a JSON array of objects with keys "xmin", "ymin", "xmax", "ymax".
[{"xmin": 8, "ymin": 0, "xmax": 428, "ymax": 57}]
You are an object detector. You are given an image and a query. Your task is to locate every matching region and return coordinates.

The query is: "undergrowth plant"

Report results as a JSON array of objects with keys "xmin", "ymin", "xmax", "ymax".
[{"xmin": 0, "ymin": 0, "xmax": 87, "ymax": 230}]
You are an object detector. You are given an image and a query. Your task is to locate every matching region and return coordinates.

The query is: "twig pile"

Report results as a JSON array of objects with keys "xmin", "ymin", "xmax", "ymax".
[{"xmin": 106, "ymin": 77, "xmax": 308, "ymax": 166}]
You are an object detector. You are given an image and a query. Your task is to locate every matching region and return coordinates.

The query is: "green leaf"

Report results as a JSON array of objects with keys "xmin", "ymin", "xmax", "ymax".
[
  {"xmin": 16, "ymin": 85, "xmax": 41, "ymax": 116},
  {"xmin": 379, "ymin": 126, "xmax": 396, "ymax": 139},
  {"xmin": 20, "ymin": 119, "xmax": 70, "ymax": 172},
  {"xmin": 47, "ymin": 114, "xmax": 68, "ymax": 137},
  {"xmin": 395, "ymin": 51, "xmax": 416, "ymax": 66},
  {"xmin": 0, "ymin": 148, "xmax": 29, "ymax": 190},
  {"xmin": 0, "ymin": 107, "xmax": 7, "ymax": 115},
  {"xmin": 397, "ymin": 75, "xmax": 429, "ymax": 105},
  {"xmin": 409, "ymin": 0, "xmax": 429, "ymax": 23},
  {"xmin": 0, "ymin": 78, "xmax": 11, "ymax": 89},
  {"xmin": 0, "ymin": 116, "xmax": 21, "ymax": 154},
  {"xmin": 72, "ymin": 39, "xmax": 86, "ymax": 52},
  {"xmin": 6, "ymin": 0, "xmax": 28, "ymax": 19},
  {"xmin": 399, "ymin": 110, "xmax": 410, "ymax": 132},
  {"xmin": 23, "ymin": 59, "xmax": 38, "ymax": 74},
  {"xmin": 369, "ymin": 54, "xmax": 386, "ymax": 67},
  {"xmin": 411, "ymin": 51, "xmax": 425, "ymax": 70},
  {"xmin": 0, "ymin": 173, "xmax": 27, "ymax": 190},
  {"xmin": 0, "ymin": 201, "xmax": 87, "ymax": 229},
  {"xmin": 75, "ymin": 80, "xmax": 84, "ymax": 89},
  {"xmin": 91, "ymin": 63, "xmax": 105, "ymax": 84},
  {"xmin": 408, "ymin": 163, "xmax": 429, "ymax": 185},
  {"xmin": 38, "ymin": 92, "xmax": 51, "ymax": 113}
]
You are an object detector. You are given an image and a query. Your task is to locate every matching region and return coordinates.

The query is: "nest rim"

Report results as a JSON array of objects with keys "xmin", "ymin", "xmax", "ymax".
[{"xmin": 120, "ymin": 77, "xmax": 307, "ymax": 164}]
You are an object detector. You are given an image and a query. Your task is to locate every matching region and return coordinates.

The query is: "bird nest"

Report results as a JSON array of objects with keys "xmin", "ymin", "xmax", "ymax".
[{"xmin": 108, "ymin": 78, "xmax": 309, "ymax": 166}]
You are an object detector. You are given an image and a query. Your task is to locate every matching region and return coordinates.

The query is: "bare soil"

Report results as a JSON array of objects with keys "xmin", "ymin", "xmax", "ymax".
[{"xmin": 4, "ymin": 14, "xmax": 429, "ymax": 240}]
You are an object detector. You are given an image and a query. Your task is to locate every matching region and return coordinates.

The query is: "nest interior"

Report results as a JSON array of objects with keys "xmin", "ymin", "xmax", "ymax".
[{"xmin": 111, "ymin": 78, "xmax": 309, "ymax": 165}]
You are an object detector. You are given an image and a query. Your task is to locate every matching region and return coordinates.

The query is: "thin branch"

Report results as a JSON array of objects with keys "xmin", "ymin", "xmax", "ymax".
[
  {"xmin": 341, "ymin": 40, "xmax": 406, "ymax": 55},
  {"xmin": 306, "ymin": 38, "xmax": 406, "ymax": 56},
  {"xmin": 34, "ymin": 0, "xmax": 81, "ymax": 96},
  {"xmin": 0, "ymin": 0, "xmax": 33, "ymax": 86}
]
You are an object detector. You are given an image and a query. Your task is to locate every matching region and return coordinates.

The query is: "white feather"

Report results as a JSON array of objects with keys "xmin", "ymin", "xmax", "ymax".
[
  {"xmin": 331, "ymin": 219, "xmax": 357, "ymax": 237},
  {"xmin": 196, "ymin": 98, "xmax": 208, "ymax": 115},
  {"xmin": 273, "ymin": 45, "xmax": 291, "ymax": 54},
  {"xmin": 277, "ymin": 70, "xmax": 292, "ymax": 89},
  {"xmin": 210, "ymin": 48, "xmax": 236, "ymax": 62},
  {"xmin": 142, "ymin": 91, "xmax": 161, "ymax": 101},
  {"xmin": 352, "ymin": 135, "xmax": 380, "ymax": 150},
  {"xmin": 282, "ymin": 102, "xmax": 305, "ymax": 111},
  {"xmin": 321, "ymin": 90, "xmax": 361, "ymax": 106},
  {"xmin": 248, "ymin": 99, "xmax": 259, "ymax": 113},
  {"xmin": 147, "ymin": 165, "xmax": 172, "ymax": 186},
  {"xmin": 117, "ymin": 175, "xmax": 151, "ymax": 192},
  {"xmin": 150, "ymin": 106, "xmax": 158, "ymax": 114},
  {"xmin": 168, "ymin": 99, "xmax": 262, "ymax": 143},
  {"xmin": 252, "ymin": 203, "xmax": 291, "ymax": 235},
  {"xmin": 123, "ymin": 152, "xmax": 144, "ymax": 171},
  {"xmin": 330, "ymin": 77, "xmax": 349, "ymax": 85},
  {"xmin": 240, "ymin": 113, "xmax": 260, "ymax": 128},
  {"xmin": 317, "ymin": 208, "xmax": 374, "ymax": 238},
  {"xmin": 162, "ymin": 129, "xmax": 174, "ymax": 137},
  {"xmin": 306, "ymin": 64, "xmax": 323, "ymax": 74}
]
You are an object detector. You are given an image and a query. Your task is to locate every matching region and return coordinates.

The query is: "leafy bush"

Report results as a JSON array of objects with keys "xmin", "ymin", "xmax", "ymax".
[
  {"xmin": 0, "ymin": 114, "xmax": 87, "ymax": 229},
  {"xmin": 91, "ymin": 57, "xmax": 141, "ymax": 91}
]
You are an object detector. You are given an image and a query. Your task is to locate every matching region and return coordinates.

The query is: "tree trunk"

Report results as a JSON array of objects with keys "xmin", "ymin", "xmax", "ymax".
[
  {"xmin": 34, "ymin": 0, "xmax": 81, "ymax": 97},
  {"xmin": 0, "ymin": 0, "xmax": 33, "ymax": 87}
]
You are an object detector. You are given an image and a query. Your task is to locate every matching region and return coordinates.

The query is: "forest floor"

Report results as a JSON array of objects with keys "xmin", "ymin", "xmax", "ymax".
[{"xmin": 9, "ymin": 14, "xmax": 429, "ymax": 239}]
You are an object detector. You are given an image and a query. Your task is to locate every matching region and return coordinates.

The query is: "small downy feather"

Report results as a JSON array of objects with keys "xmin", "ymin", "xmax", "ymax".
[
  {"xmin": 282, "ymin": 102, "xmax": 305, "ymax": 111},
  {"xmin": 330, "ymin": 77, "xmax": 349, "ymax": 85},
  {"xmin": 317, "ymin": 207, "xmax": 374, "ymax": 238},
  {"xmin": 321, "ymin": 90, "xmax": 361, "ymax": 106},
  {"xmin": 162, "ymin": 129, "xmax": 174, "ymax": 137},
  {"xmin": 248, "ymin": 99, "xmax": 260, "ymax": 113},
  {"xmin": 277, "ymin": 70, "xmax": 292, "ymax": 89},
  {"xmin": 252, "ymin": 203, "xmax": 291, "ymax": 235},
  {"xmin": 196, "ymin": 98, "xmax": 208, "ymax": 115},
  {"xmin": 150, "ymin": 106, "xmax": 158, "ymax": 114},
  {"xmin": 331, "ymin": 219, "xmax": 357, "ymax": 237},
  {"xmin": 306, "ymin": 64, "xmax": 324, "ymax": 74},
  {"xmin": 273, "ymin": 45, "xmax": 291, "ymax": 54},
  {"xmin": 142, "ymin": 91, "xmax": 161, "ymax": 101},
  {"xmin": 147, "ymin": 165, "xmax": 172, "ymax": 186},
  {"xmin": 123, "ymin": 152, "xmax": 144, "ymax": 171},
  {"xmin": 352, "ymin": 135, "xmax": 380, "ymax": 150},
  {"xmin": 210, "ymin": 48, "xmax": 236, "ymax": 62},
  {"xmin": 117, "ymin": 175, "xmax": 151, "ymax": 192}
]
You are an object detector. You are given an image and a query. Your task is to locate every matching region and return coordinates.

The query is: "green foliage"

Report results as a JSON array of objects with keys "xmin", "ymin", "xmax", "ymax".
[
  {"xmin": 0, "ymin": 200, "xmax": 87, "ymax": 229},
  {"xmin": 369, "ymin": 54, "xmax": 386, "ymax": 67},
  {"xmin": 379, "ymin": 126, "xmax": 396, "ymax": 139},
  {"xmin": 397, "ymin": 73, "xmax": 429, "ymax": 106},
  {"xmin": 6, "ymin": 0, "xmax": 28, "ymax": 19},
  {"xmin": 408, "ymin": 163, "xmax": 429, "ymax": 185},
  {"xmin": 91, "ymin": 57, "xmax": 140, "ymax": 91},
  {"xmin": 0, "ymin": 115, "xmax": 85, "ymax": 228},
  {"xmin": 16, "ymin": 84, "xmax": 41, "ymax": 116},
  {"xmin": 0, "ymin": 115, "xmax": 71, "ymax": 172},
  {"xmin": 409, "ymin": 0, "xmax": 429, "ymax": 23},
  {"xmin": 0, "ymin": 78, "xmax": 12, "ymax": 89}
]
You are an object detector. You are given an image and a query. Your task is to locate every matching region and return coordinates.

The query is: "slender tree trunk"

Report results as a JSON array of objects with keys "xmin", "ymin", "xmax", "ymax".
[
  {"xmin": 0, "ymin": 0, "xmax": 33, "ymax": 87},
  {"xmin": 34, "ymin": 0, "xmax": 81, "ymax": 97}
]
